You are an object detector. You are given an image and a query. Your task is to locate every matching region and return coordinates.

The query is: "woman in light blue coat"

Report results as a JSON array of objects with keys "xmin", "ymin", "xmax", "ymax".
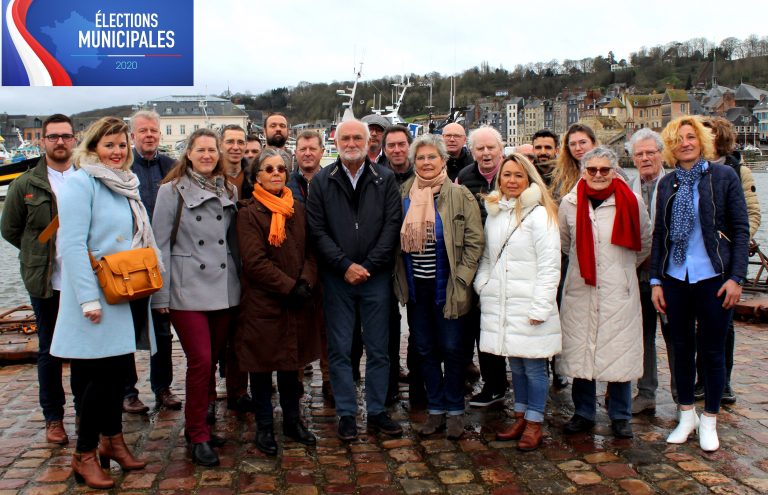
[{"xmin": 51, "ymin": 117, "xmax": 158, "ymax": 489}]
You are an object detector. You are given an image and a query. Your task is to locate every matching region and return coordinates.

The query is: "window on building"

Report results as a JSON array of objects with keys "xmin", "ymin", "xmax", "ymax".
[
  {"xmin": 166, "ymin": 125, "xmax": 172, "ymax": 135},
  {"xmin": 193, "ymin": 124, "xmax": 200, "ymax": 131},
  {"xmin": 180, "ymin": 124, "xmax": 186, "ymax": 135}
]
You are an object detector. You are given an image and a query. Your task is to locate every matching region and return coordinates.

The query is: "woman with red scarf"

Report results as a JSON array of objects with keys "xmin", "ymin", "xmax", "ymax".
[
  {"xmin": 235, "ymin": 147, "xmax": 321, "ymax": 456},
  {"xmin": 557, "ymin": 147, "xmax": 651, "ymax": 439}
]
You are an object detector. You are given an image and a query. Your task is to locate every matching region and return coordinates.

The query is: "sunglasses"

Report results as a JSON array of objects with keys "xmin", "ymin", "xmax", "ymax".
[
  {"xmin": 260, "ymin": 164, "xmax": 286, "ymax": 174},
  {"xmin": 585, "ymin": 167, "xmax": 613, "ymax": 177}
]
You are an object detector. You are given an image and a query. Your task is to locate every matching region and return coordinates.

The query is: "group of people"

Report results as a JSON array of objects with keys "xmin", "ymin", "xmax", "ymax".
[{"xmin": 0, "ymin": 107, "xmax": 755, "ymax": 488}]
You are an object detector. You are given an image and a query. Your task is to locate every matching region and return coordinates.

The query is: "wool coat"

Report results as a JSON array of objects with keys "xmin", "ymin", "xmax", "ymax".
[
  {"xmin": 151, "ymin": 174, "xmax": 240, "ymax": 311},
  {"xmin": 51, "ymin": 169, "xmax": 156, "ymax": 359},
  {"xmin": 474, "ymin": 184, "xmax": 562, "ymax": 358},
  {"xmin": 234, "ymin": 195, "xmax": 321, "ymax": 372},
  {"xmin": 557, "ymin": 182, "xmax": 652, "ymax": 382}
]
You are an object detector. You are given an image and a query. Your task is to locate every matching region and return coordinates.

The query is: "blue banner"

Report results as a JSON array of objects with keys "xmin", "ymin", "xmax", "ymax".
[{"xmin": 2, "ymin": 0, "xmax": 193, "ymax": 86}]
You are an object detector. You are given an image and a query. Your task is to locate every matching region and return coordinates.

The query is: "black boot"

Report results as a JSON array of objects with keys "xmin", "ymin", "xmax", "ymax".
[
  {"xmin": 191, "ymin": 442, "xmax": 219, "ymax": 467},
  {"xmin": 256, "ymin": 426, "xmax": 278, "ymax": 456},
  {"xmin": 283, "ymin": 419, "xmax": 316, "ymax": 446}
]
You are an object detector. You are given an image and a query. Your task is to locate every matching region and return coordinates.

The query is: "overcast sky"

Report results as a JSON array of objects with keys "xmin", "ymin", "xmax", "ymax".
[{"xmin": 0, "ymin": 0, "xmax": 760, "ymax": 115}]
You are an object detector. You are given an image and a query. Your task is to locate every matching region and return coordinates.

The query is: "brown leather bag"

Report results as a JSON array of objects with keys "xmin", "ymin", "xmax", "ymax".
[{"xmin": 88, "ymin": 248, "xmax": 163, "ymax": 304}]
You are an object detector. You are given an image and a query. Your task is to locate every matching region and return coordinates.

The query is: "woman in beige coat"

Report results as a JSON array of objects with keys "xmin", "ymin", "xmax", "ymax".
[{"xmin": 558, "ymin": 147, "xmax": 651, "ymax": 439}]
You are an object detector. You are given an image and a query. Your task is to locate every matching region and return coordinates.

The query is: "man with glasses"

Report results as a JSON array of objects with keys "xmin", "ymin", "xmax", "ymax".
[
  {"xmin": 628, "ymin": 128, "xmax": 672, "ymax": 415},
  {"xmin": 1, "ymin": 114, "xmax": 77, "ymax": 443},
  {"xmin": 122, "ymin": 110, "xmax": 182, "ymax": 414},
  {"xmin": 442, "ymin": 123, "xmax": 473, "ymax": 181},
  {"xmin": 361, "ymin": 114, "xmax": 390, "ymax": 165}
]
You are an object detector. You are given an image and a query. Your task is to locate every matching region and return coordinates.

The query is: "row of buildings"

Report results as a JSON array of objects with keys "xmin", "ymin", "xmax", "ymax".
[
  {"xmin": 464, "ymin": 82, "xmax": 768, "ymax": 150},
  {"xmin": 2, "ymin": 83, "xmax": 767, "ymax": 156}
]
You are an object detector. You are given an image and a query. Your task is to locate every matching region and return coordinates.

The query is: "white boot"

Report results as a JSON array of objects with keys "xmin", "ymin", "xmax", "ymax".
[
  {"xmin": 698, "ymin": 414, "xmax": 719, "ymax": 452},
  {"xmin": 667, "ymin": 408, "xmax": 699, "ymax": 444}
]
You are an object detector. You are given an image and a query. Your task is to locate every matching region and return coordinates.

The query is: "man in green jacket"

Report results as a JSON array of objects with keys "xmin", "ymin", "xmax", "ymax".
[{"xmin": 1, "ymin": 114, "xmax": 77, "ymax": 444}]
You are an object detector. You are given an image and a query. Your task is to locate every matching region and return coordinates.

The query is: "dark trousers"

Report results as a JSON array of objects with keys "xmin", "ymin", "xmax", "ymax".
[
  {"xmin": 171, "ymin": 308, "xmax": 231, "ymax": 443},
  {"xmin": 572, "ymin": 378, "xmax": 631, "ymax": 421},
  {"xmin": 72, "ymin": 353, "xmax": 133, "ymax": 452},
  {"xmin": 407, "ymin": 278, "xmax": 465, "ymax": 413},
  {"xmin": 352, "ymin": 292, "xmax": 410, "ymax": 395},
  {"xmin": 465, "ymin": 304, "xmax": 508, "ymax": 393},
  {"xmin": 696, "ymin": 316, "xmax": 735, "ymax": 389},
  {"xmin": 30, "ymin": 292, "xmax": 67, "ymax": 422},
  {"xmin": 637, "ymin": 283, "xmax": 676, "ymax": 400},
  {"xmin": 125, "ymin": 298, "xmax": 174, "ymax": 397},
  {"xmin": 662, "ymin": 276, "xmax": 731, "ymax": 414},
  {"xmin": 251, "ymin": 371, "xmax": 300, "ymax": 428},
  {"xmin": 225, "ymin": 307, "xmax": 249, "ymax": 400}
]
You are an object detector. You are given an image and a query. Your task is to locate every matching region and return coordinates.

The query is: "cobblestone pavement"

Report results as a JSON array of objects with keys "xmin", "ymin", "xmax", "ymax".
[{"xmin": 0, "ymin": 322, "xmax": 767, "ymax": 495}]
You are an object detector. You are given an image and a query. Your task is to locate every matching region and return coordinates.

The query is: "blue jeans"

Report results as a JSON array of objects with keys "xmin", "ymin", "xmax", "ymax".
[
  {"xmin": 509, "ymin": 357, "xmax": 548, "ymax": 422},
  {"xmin": 322, "ymin": 271, "xmax": 391, "ymax": 417},
  {"xmin": 662, "ymin": 276, "xmax": 730, "ymax": 414},
  {"xmin": 125, "ymin": 298, "xmax": 174, "ymax": 397},
  {"xmin": 572, "ymin": 378, "xmax": 631, "ymax": 421},
  {"xmin": 30, "ymin": 292, "xmax": 67, "ymax": 422},
  {"xmin": 406, "ymin": 278, "xmax": 465, "ymax": 414}
]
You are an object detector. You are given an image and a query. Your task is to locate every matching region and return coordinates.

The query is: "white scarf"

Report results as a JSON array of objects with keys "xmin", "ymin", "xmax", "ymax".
[{"xmin": 79, "ymin": 161, "xmax": 165, "ymax": 271}]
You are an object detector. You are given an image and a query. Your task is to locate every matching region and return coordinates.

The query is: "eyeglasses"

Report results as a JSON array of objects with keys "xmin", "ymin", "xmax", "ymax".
[
  {"xmin": 585, "ymin": 167, "xmax": 613, "ymax": 177},
  {"xmin": 44, "ymin": 134, "xmax": 75, "ymax": 142},
  {"xmin": 633, "ymin": 151, "xmax": 659, "ymax": 159},
  {"xmin": 442, "ymin": 134, "xmax": 465, "ymax": 140},
  {"xmin": 415, "ymin": 154, "xmax": 440, "ymax": 162},
  {"xmin": 260, "ymin": 164, "xmax": 286, "ymax": 174}
]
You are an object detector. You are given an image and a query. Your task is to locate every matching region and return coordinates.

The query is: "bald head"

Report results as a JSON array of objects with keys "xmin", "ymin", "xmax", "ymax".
[{"xmin": 442, "ymin": 123, "xmax": 467, "ymax": 158}]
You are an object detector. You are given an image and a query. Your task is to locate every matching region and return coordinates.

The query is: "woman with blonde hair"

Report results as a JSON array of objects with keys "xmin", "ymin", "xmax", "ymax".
[
  {"xmin": 550, "ymin": 124, "xmax": 597, "ymax": 202},
  {"xmin": 475, "ymin": 153, "xmax": 561, "ymax": 451},
  {"xmin": 152, "ymin": 128, "xmax": 240, "ymax": 466},
  {"xmin": 651, "ymin": 116, "xmax": 749, "ymax": 452},
  {"xmin": 51, "ymin": 117, "xmax": 156, "ymax": 488}
]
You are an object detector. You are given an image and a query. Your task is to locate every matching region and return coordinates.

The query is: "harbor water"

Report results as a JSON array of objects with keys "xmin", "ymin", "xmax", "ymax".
[{"xmin": 3, "ymin": 169, "xmax": 768, "ymax": 308}]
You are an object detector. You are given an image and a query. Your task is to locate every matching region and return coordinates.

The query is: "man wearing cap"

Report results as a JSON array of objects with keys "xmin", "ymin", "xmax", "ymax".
[{"xmin": 361, "ymin": 114, "xmax": 390, "ymax": 165}]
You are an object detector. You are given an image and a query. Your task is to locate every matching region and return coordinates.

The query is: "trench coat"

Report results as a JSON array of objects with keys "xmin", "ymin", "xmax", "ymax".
[
  {"xmin": 234, "ymin": 194, "xmax": 321, "ymax": 372},
  {"xmin": 51, "ymin": 169, "xmax": 156, "ymax": 359},
  {"xmin": 151, "ymin": 174, "xmax": 240, "ymax": 311},
  {"xmin": 557, "ymin": 183, "xmax": 652, "ymax": 382}
]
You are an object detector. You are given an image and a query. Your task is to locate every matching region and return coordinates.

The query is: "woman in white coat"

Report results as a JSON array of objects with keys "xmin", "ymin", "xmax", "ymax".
[
  {"xmin": 474, "ymin": 153, "xmax": 561, "ymax": 451},
  {"xmin": 52, "ymin": 117, "xmax": 156, "ymax": 488},
  {"xmin": 558, "ymin": 147, "xmax": 651, "ymax": 439}
]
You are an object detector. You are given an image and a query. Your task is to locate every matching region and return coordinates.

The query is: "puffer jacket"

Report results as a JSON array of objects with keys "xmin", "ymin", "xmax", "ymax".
[
  {"xmin": 474, "ymin": 184, "xmax": 561, "ymax": 358},
  {"xmin": 558, "ymin": 183, "xmax": 652, "ymax": 382},
  {"xmin": 650, "ymin": 162, "xmax": 749, "ymax": 283}
]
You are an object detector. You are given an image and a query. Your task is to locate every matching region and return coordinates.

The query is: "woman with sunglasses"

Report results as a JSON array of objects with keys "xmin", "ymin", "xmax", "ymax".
[
  {"xmin": 235, "ymin": 147, "xmax": 321, "ymax": 455},
  {"xmin": 558, "ymin": 147, "xmax": 651, "ymax": 439},
  {"xmin": 151, "ymin": 128, "xmax": 241, "ymax": 467}
]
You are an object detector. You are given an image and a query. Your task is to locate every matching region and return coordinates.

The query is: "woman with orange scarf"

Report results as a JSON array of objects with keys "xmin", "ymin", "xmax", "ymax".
[
  {"xmin": 557, "ymin": 147, "xmax": 651, "ymax": 439},
  {"xmin": 393, "ymin": 134, "xmax": 484, "ymax": 440},
  {"xmin": 235, "ymin": 147, "xmax": 321, "ymax": 456}
]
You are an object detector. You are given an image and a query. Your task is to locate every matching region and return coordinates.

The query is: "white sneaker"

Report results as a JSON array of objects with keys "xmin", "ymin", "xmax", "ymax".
[
  {"xmin": 667, "ymin": 408, "xmax": 699, "ymax": 444},
  {"xmin": 698, "ymin": 414, "xmax": 719, "ymax": 452}
]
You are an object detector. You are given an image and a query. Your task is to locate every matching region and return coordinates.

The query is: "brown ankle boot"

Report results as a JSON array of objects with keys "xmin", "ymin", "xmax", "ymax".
[
  {"xmin": 98, "ymin": 433, "xmax": 147, "ymax": 470},
  {"xmin": 517, "ymin": 421, "xmax": 543, "ymax": 451},
  {"xmin": 497, "ymin": 412, "xmax": 526, "ymax": 440},
  {"xmin": 72, "ymin": 450, "xmax": 114, "ymax": 489}
]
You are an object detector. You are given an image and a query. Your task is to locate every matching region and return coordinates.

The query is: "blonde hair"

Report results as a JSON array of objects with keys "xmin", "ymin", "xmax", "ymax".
[
  {"xmin": 486, "ymin": 153, "xmax": 559, "ymax": 226},
  {"xmin": 660, "ymin": 116, "xmax": 715, "ymax": 166},
  {"xmin": 74, "ymin": 117, "xmax": 133, "ymax": 171},
  {"xmin": 550, "ymin": 123, "xmax": 597, "ymax": 199}
]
